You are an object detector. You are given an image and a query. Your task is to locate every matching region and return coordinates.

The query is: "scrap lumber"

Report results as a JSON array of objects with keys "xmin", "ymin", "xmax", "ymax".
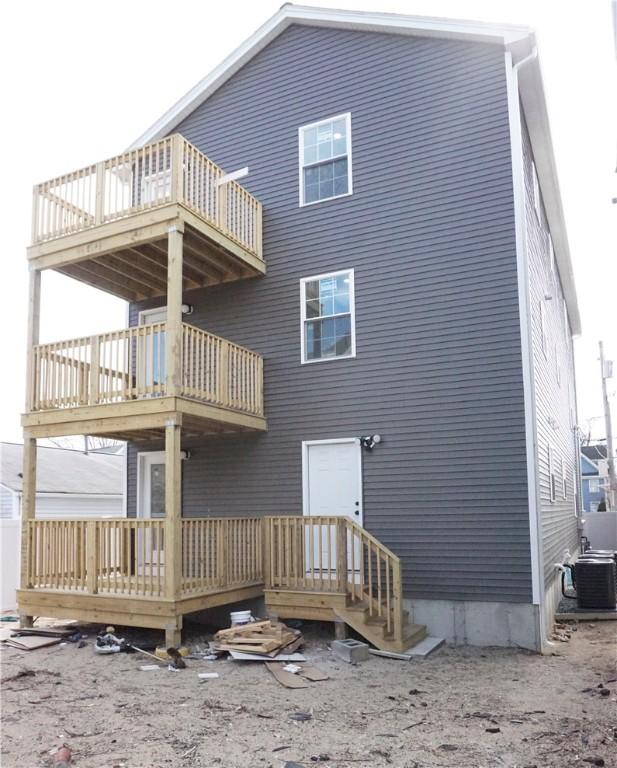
[{"xmin": 213, "ymin": 620, "xmax": 303, "ymax": 657}]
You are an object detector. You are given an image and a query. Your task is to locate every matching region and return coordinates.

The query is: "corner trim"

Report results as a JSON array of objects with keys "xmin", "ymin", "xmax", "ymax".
[{"xmin": 504, "ymin": 51, "xmax": 545, "ymax": 638}]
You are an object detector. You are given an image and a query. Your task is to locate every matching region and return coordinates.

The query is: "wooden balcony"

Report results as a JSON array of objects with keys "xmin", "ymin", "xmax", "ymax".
[
  {"xmin": 27, "ymin": 134, "xmax": 264, "ymax": 299},
  {"xmin": 18, "ymin": 516, "xmax": 424, "ymax": 652},
  {"xmin": 21, "ymin": 322, "xmax": 265, "ymax": 440}
]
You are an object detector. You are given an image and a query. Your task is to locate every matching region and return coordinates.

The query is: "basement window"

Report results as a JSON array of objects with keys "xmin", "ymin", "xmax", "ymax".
[
  {"xmin": 300, "ymin": 269, "xmax": 355, "ymax": 363},
  {"xmin": 299, "ymin": 113, "xmax": 352, "ymax": 206}
]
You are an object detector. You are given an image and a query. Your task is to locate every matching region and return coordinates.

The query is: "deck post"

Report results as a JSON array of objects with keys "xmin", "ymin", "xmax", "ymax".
[
  {"xmin": 20, "ymin": 438, "xmax": 37, "ymax": 592},
  {"xmin": 164, "ymin": 421, "xmax": 182, "ymax": 601},
  {"xmin": 21, "ymin": 268, "xmax": 41, "ymax": 599},
  {"xmin": 166, "ymin": 223, "xmax": 184, "ymax": 397},
  {"xmin": 24, "ymin": 269, "xmax": 41, "ymax": 413}
]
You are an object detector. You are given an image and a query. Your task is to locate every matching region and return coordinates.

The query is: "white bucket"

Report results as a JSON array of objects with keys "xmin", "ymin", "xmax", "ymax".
[{"xmin": 230, "ymin": 610, "xmax": 253, "ymax": 626}]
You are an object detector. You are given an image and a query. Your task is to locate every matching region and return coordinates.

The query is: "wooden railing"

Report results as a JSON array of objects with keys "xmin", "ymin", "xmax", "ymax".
[
  {"xmin": 23, "ymin": 516, "xmax": 402, "ymax": 639},
  {"xmin": 24, "ymin": 519, "xmax": 166, "ymax": 597},
  {"xmin": 182, "ymin": 518, "xmax": 262, "ymax": 595},
  {"xmin": 29, "ymin": 322, "xmax": 264, "ymax": 416},
  {"xmin": 31, "ymin": 134, "xmax": 263, "ymax": 260},
  {"xmin": 263, "ymin": 516, "xmax": 403, "ymax": 638},
  {"xmin": 24, "ymin": 517, "xmax": 264, "ymax": 600}
]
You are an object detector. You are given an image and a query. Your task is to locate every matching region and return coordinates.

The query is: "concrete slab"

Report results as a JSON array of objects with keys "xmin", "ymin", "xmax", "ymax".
[
  {"xmin": 368, "ymin": 636, "xmax": 444, "ymax": 660},
  {"xmin": 404, "ymin": 635, "xmax": 445, "ymax": 657}
]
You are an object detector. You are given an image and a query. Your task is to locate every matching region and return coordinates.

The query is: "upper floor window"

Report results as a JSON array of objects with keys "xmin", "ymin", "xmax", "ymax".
[
  {"xmin": 561, "ymin": 457, "xmax": 567, "ymax": 499},
  {"xmin": 299, "ymin": 113, "xmax": 352, "ymax": 206},
  {"xmin": 300, "ymin": 270, "xmax": 355, "ymax": 363},
  {"xmin": 532, "ymin": 160, "xmax": 542, "ymax": 224}
]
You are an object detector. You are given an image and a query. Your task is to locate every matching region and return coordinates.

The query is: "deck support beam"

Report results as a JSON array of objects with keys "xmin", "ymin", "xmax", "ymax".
[
  {"xmin": 21, "ymin": 268, "xmax": 41, "ymax": 600},
  {"xmin": 166, "ymin": 224, "xmax": 184, "ymax": 396},
  {"xmin": 164, "ymin": 421, "xmax": 183, "ymax": 603}
]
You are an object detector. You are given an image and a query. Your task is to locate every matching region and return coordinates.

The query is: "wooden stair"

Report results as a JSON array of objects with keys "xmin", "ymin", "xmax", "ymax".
[
  {"xmin": 338, "ymin": 596, "xmax": 426, "ymax": 653},
  {"xmin": 263, "ymin": 516, "xmax": 427, "ymax": 653}
]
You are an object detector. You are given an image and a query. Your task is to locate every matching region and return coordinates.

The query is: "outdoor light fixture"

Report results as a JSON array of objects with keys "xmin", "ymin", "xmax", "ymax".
[
  {"xmin": 359, "ymin": 434, "xmax": 382, "ymax": 451},
  {"xmin": 181, "ymin": 304, "xmax": 194, "ymax": 315}
]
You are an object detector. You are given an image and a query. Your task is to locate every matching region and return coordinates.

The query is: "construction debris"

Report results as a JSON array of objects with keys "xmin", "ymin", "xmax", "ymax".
[
  {"xmin": 331, "ymin": 638, "xmax": 369, "ymax": 663},
  {"xmin": 213, "ymin": 619, "xmax": 303, "ymax": 658},
  {"xmin": 5, "ymin": 635, "xmax": 63, "ymax": 651},
  {"xmin": 266, "ymin": 662, "xmax": 309, "ymax": 689}
]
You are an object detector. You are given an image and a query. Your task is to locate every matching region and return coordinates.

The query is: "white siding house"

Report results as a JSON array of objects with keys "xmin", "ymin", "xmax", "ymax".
[{"xmin": 0, "ymin": 443, "xmax": 124, "ymax": 609}]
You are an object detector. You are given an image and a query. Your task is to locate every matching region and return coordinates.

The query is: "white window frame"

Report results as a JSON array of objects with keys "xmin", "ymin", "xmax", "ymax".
[
  {"xmin": 532, "ymin": 160, "xmax": 541, "ymax": 223},
  {"xmin": 548, "ymin": 444, "xmax": 556, "ymax": 503},
  {"xmin": 561, "ymin": 457, "xmax": 567, "ymax": 499},
  {"xmin": 298, "ymin": 112, "xmax": 353, "ymax": 207},
  {"xmin": 300, "ymin": 269, "xmax": 356, "ymax": 365}
]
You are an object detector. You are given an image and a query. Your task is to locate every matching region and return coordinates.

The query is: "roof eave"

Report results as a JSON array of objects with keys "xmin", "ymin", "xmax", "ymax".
[{"xmin": 127, "ymin": 4, "xmax": 532, "ymax": 150}]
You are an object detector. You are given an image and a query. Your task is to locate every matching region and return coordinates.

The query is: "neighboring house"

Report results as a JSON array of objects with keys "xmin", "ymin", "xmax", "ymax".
[
  {"xmin": 581, "ymin": 445, "xmax": 609, "ymax": 512},
  {"xmin": 18, "ymin": 6, "xmax": 581, "ymax": 652},
  {"xmin": 0, "ymin": 443, "xmax": 124, "ymax": 609},
  {"xmin": 0, "ymin": 442, "xmax": 124, "ymax": 519}
]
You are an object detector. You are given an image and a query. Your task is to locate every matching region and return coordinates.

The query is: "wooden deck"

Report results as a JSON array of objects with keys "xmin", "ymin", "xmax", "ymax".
[
  {"xmin": 27, "ymin": 135, "xmax": 264, "ymax": 299},
  {"xmin": 22, "ymin": 321, "xmax": 265, "ymax": 440},
  {"xmin": 18, "ymin": 516, "xmax": 425, "ymax": 651}
]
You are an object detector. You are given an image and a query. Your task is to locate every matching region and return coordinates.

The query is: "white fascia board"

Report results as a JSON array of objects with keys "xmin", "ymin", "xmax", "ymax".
[
  {"xmin": 128, "ymin": 4, "xmax": 532, "ymax": 150},
  {"xmin": 516, "ymin": 54, "xmax": 581, "ymax": 335}
]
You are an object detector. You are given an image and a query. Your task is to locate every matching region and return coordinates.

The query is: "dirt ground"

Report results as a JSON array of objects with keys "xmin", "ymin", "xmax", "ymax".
[{"xmin": 1, "ymin": 618, "xmax": 615, "ymax": 768}]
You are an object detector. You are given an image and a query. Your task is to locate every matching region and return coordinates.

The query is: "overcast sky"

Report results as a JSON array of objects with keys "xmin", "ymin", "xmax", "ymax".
[{"xmin": 1, "ymin": 0, "xmax": 615, "ymax": 444}]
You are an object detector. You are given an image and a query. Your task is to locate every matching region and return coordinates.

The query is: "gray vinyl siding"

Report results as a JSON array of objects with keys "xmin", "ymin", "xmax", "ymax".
[
  {"xmin": 128, "ymin": 26, "xmax": 532, "ymax": 602},
  {"xmin": 522, "ymin": 115, "xmax": 579, "ymax": 584}
]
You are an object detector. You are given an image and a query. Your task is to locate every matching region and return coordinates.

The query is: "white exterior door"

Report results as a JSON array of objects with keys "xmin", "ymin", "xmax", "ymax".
[
  {"xmin": 138, "ymin": 307, "xmax": 167, "ymax": 392},
  {"xmin": 303, "ymin": 439, "xmax": 363, "ymax": 577},
  {"xmin": 137, "ymin": 451, "xmax": 166, "ymax": 567}
]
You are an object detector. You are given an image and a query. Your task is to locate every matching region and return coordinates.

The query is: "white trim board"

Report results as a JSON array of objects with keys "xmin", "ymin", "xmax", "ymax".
[{"xmin": 504, "ymin": 51, "xmax": 544, "ymax": 619}]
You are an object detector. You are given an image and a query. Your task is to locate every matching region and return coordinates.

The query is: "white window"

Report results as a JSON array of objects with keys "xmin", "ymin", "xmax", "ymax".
[
  {"xmin": 532, "ymin": 160, "xmax": 541, "ymax": 223},
  {"xmin": 589, "ymin": 478, "xmax": 600, "ymax": 494},
  {"xmin": 540, "ymin": 301, "xmax": 547, "ymax": 357},
  {"xmin": 299, "ymin": 113, "xmax": 352, "ymax": 206},
  {"xmin": 300, "ymin": 270, "xmax": 355, "ymax": 363},
  {"xmin": 548, "ymin": 444, "xmax": 556, "ymax": 503},
  {"xmin": 561, "ymin": 458, "xmax": 567, "ymax": 499},
  {"xmin": 548, "ymin": 233, "xmax": 555, "ymax": 272}
]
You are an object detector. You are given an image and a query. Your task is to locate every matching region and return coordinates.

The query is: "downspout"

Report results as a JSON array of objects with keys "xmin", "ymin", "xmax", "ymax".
[{"xmin": 504, "ymin": 43, "xmax": 547, "ymax": 651}]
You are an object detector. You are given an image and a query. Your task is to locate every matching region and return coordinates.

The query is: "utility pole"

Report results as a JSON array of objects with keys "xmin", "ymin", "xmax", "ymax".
[{"xmin": 599, "ymin": 341, "xmax": 617, "ymax": 509}]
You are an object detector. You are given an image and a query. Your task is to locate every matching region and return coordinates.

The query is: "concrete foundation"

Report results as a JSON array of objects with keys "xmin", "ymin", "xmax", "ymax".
[{"xmin": 406, "ymin": 598, "xmax": 541, "ymax": 651}]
